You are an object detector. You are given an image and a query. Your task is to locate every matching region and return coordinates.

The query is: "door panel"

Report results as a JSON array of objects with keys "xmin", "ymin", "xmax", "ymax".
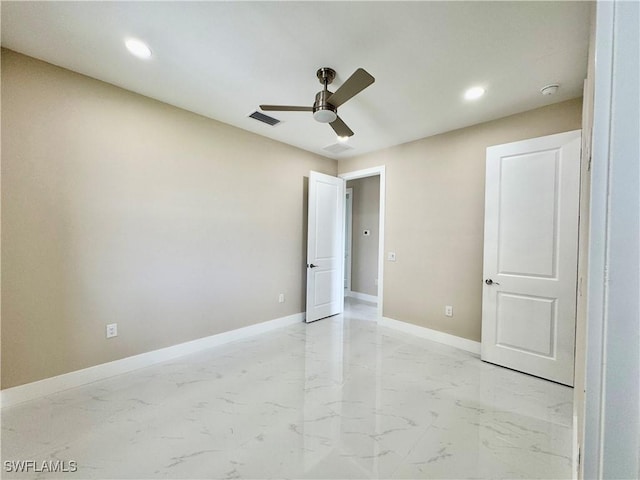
[
  {"xmin": 498, "ymin": 150, "xmax": 559, "ymax": 277},
  {"xmin": 481, "ymin": 130, "xmax": 581, "ymax": 386},
  {"xmin": 496, "ymin": 293, "xmax": 556, "ymax": 357},
  {"xmin": 306, "ymin": 171, "xmax": 344, "ymax": 323}
]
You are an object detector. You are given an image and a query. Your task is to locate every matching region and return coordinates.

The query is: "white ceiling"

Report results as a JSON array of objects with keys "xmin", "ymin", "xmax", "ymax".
[{"xmin": 1, "ymin": 1, "xmax": 591, "ymax": 160}]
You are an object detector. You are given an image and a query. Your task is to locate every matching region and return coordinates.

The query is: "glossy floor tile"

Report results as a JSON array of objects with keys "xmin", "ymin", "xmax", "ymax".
[{"xmin": 2, "ymin": 298, "xmax": 573, "ymax": 479}]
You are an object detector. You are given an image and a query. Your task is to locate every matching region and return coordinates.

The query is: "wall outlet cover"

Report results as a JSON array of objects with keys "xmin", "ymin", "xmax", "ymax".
[{"xmin": 106, "ymin": 323, "xmax": 118, "ymax": 339}]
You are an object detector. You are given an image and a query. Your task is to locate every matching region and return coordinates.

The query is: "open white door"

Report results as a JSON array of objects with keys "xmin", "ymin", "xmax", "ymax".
[
  {"xmin": 481, "ymin": 130, "xmax": 581, "ymax": 386},
  {"xmin": 306, "ymin": 171, "xmax": 345, "ymax": 323}
]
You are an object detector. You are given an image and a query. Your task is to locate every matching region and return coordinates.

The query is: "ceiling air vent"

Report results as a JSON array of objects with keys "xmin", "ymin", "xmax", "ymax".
[
  {"xmin": 323, "ymin": 143, "xmax": 354, "ymax": 155},
  {"xmin": 248, "ymin": 110, "xmax": 281, "ymax": 126}
]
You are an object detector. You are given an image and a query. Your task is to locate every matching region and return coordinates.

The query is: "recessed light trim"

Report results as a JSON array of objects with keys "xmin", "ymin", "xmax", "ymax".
[
  {"xmin": 464, "ymin": 86, "xmax": 486, "ymax": 101},
  {"xmin": 125, "ymin": 38, "xmax": 152, "ymax": 59}
]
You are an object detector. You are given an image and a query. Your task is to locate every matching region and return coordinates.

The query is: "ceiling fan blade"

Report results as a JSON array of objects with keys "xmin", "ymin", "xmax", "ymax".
[
  {"xmin": 326, "ymin": 68, "xmax": 375, "ymax": 108},
  {"xmin": 329, "ymin": 116, "xmax": 354, "ymax": 138},
  {"xmin": 260, "ymin": 105, "xmax": 313, "ymax": 112}
]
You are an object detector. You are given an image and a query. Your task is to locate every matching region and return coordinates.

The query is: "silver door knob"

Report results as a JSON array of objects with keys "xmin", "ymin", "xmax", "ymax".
[{"xmin": 485, "ymin": 278, "xmax": 500, "ymax": 285}]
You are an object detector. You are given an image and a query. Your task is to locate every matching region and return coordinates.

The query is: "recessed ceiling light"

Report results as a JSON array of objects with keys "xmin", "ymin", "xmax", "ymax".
[
  {"xmin": 337, "ymin": 136, "xmax": 349, "ymax": 143},
  {"xmin": 125, "ymin": 38, "xmax": 152, "ymax": 59},
  {"xmin": 464, "ymin": 86, "xmax": 486, "ymax": 101}
]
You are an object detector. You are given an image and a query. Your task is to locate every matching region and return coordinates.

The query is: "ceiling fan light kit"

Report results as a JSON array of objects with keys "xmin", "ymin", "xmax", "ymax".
[
  {"xmin": 312, "ymin": 89, "xmax": 337, "ymax": 123},
  {"xmin": 260, "ymin": 67, "xmax": 375, "ymax": 138}
]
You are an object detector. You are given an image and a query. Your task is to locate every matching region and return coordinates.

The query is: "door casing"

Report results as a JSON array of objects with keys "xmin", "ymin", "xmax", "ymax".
[{"xmin": 339, "ymin": 166, "xmax": 386, "ymax": 320}]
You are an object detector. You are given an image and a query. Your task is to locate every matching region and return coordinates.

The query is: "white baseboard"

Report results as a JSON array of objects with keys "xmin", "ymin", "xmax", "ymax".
[
  {"xmin": 1, "ymin": 312, "xmax": 304, "ymax": 408},
  {"xmin": 381, "ymin": 316, "xmax": 481, "ymax": 355},
  {"xmin": 345, "ymin": 290, "xmax": 378, "ymax": 304}
]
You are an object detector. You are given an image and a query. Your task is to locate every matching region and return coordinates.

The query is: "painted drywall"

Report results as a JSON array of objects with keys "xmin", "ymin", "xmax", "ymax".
[
  {"xmin": 1, "ymin": 49, "xmax": 337, "ymax": 389},
  {"xmin": 339, "ymin": 98, "xmax": 583, "ymax": 342},
  {"xmin": 346, "ymin": 176, "xmax": 380, "ymax": 297}
]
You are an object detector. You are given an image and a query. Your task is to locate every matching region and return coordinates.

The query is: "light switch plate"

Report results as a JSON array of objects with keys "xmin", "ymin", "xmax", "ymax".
[{"xmin": 388, "ymin": 252, "xmax": 396, "ymax": 261}]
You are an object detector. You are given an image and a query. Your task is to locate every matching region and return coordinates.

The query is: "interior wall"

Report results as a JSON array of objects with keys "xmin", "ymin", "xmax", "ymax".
[
  {"xmin": 346, "ymin": 176, "xmax": 380, "ymax": 297},
  {"xmin": 1, "ymin": 49, "xmax": 337, "ymax": 389},
  {"xmin": 338, "ymin": 98, "xmax": 583, "ymax": 341}
]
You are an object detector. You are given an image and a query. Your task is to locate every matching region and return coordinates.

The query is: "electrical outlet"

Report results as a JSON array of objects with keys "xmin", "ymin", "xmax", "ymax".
[
  {"xmin": 278, "ymin": 293, "xmax": 285, "ymax": 303},
  {"xmin": 106, "ymin": 323, "xmax": 118, "ymax": 339},
  {"xmin": 445, "ymin": 306, "xmax": 453, "ymax": 317}
]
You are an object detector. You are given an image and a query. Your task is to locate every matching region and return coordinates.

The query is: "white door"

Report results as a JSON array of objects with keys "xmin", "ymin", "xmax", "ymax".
[
  {"xmin": 481, "ymin": 130, "xmax": 581, "ymax": 386},
  {"xmin": 306, "ymin": 171, "xmax": 345, "ymax": 323}
]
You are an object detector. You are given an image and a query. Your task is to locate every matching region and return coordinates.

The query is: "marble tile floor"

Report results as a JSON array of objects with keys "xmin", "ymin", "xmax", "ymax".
[{"xmin": 2, "ymin": 299, "xmax": 574, "ymax": 479}]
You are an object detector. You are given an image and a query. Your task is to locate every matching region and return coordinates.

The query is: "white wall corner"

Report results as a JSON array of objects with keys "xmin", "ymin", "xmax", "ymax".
[
  {"xmin": 0, "ymin": 312, "xmax": 304, "ymax": 409},
  {"xmin": 381, "ymin": 316, "xmax": 481, "ymax": 355}
]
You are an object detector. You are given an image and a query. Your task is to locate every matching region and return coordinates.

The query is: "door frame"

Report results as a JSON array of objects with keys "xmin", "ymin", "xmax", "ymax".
[
  {"xmin": 344, "ymin": 187, "xmax": 353, "ymax": 293},
  {"xmin": 583, "ymin": 0, "xmax": 640, "ymax": 477},
  {"xmin": 339, "ymin": 166, "xmax": 386, "ymax": 320}
]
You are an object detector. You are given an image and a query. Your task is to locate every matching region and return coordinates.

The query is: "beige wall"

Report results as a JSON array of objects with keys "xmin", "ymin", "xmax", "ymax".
[
  {"xmin": 346, "ymin": 176, "xmax": 380, "ymax": 297},
  {"xmin": 339, "ymin": 98, "xmax": 583, "ymax": 341},
  {"xmin": 1, "ymin": 50, "xmax": 337, "ymax": 389},
  {"xmin": 1, "ymin": 47, "xmax": 584, "ymax": 390}
]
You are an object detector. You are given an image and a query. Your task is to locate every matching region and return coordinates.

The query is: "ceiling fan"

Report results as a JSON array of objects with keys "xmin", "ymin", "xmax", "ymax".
[{"xmin": 260, "ymin": 67, "xmax": 375, "ymax": 138}]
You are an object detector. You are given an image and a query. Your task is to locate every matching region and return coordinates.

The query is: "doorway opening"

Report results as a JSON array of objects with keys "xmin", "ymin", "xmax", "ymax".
[{"xmin": 339, "ymin": 166, "xmax": 385, "ymax": 320}]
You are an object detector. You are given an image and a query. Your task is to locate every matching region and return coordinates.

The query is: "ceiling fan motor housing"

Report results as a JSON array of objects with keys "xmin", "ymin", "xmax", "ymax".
[{"xmin": 313, "ymin": 89, "xmax": 337, "ymax": 123}]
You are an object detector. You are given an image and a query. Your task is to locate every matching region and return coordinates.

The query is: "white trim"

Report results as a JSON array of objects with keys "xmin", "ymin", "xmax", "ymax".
[
  {"xmin": 340, "ymin": 166, "xmax": 384, "ymax": 180},
  {"xmin": 339, "ymin": 166, "xmax": 385, "ymax": 321},
  {"xmin": 584, "ymin": 1, "xmax": 640, "ymax": 477},
  {"xmin": 573, "ymin": 414, "xmax": 579, "ymax": 480},
  {"xmin": 344, "ymin": 187, "xmax": 353, "ymax": 291},
  {"xmin": 346, "ymin": 291, "xmax": 378, "ymax": 304},
  {"xmin": 1, "ymin": 313, "xmax": 304, "ymax": 408},
  {"xmin": 381, "ymin": 316, "xmax": 481, "ymax": 355},
  {"xmin": 583, "ymin": 1, "xmax": 614, "ymax": 474}
]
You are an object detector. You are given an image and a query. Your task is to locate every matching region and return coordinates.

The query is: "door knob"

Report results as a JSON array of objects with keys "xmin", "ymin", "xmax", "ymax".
[
  {"xmin": 308, "ymin": 264, "xmax": 318, "ymax": 268},
  {"xmin": 485, "ymin": 278, "xmax": 500, "ymax": 285}
]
